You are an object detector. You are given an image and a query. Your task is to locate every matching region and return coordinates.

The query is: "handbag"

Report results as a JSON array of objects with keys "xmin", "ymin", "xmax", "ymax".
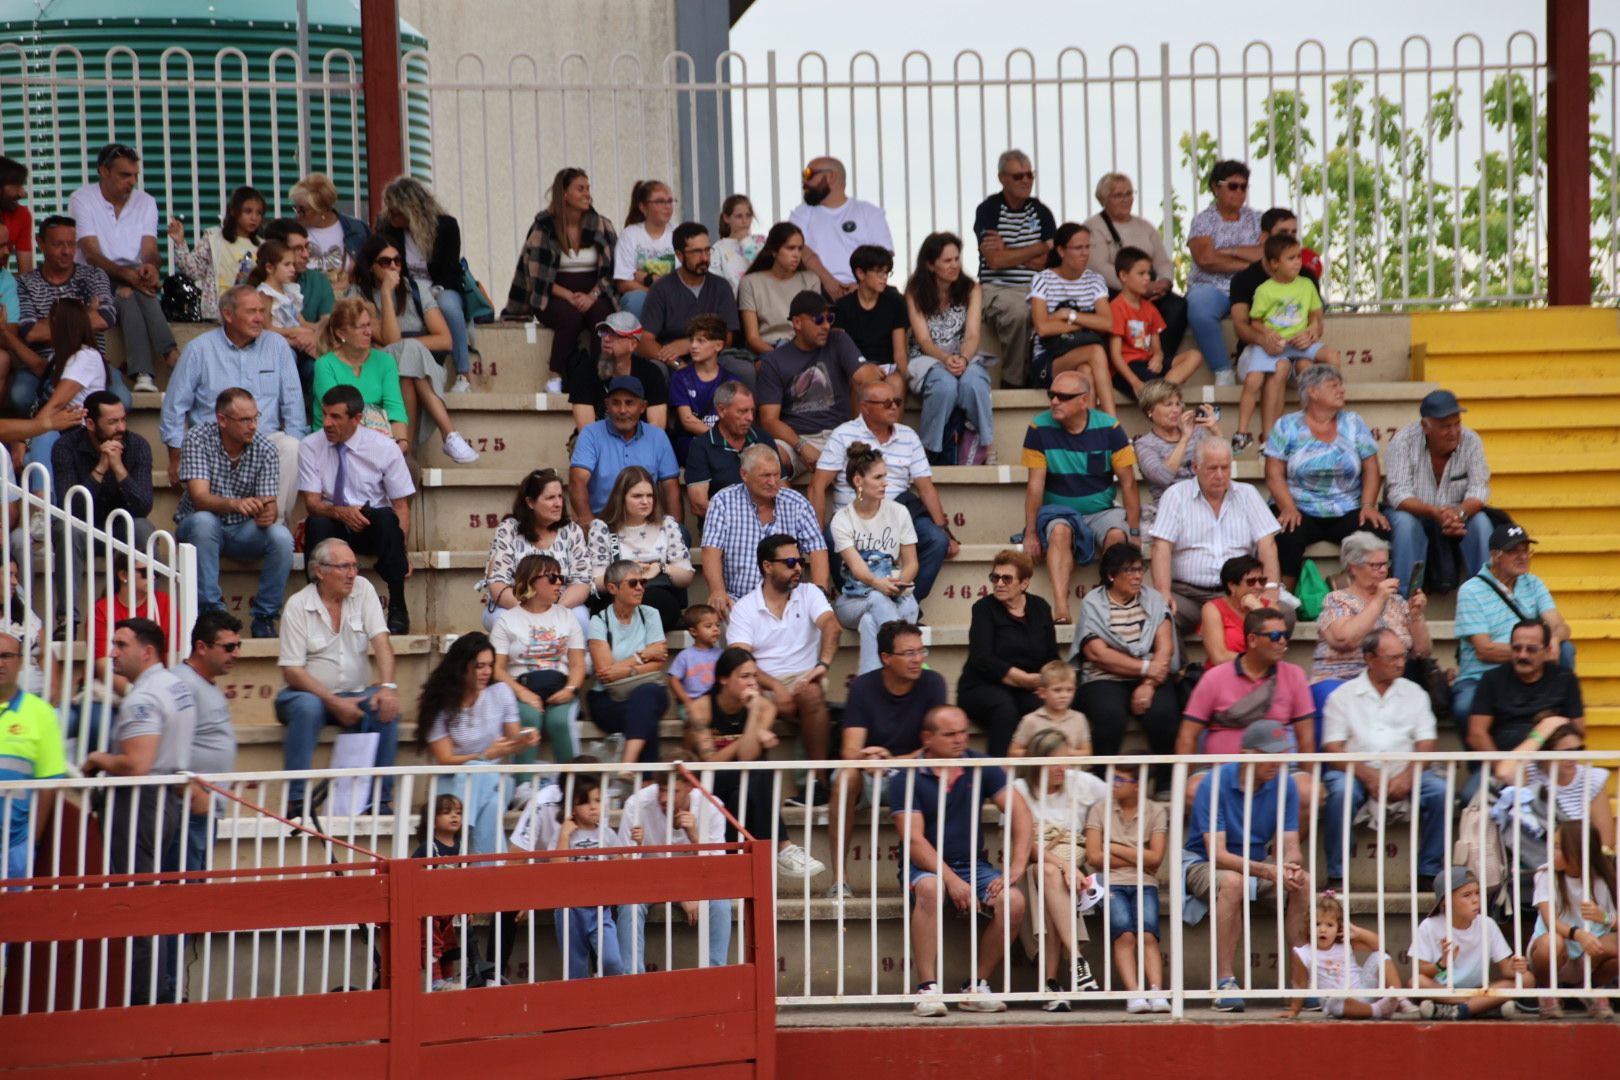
[
  {"xmin": 1295, "ymin": 559, "xmax": 1329, "ymax": 620},
  {"xmin": 602, "ymin": 669, "xmax": 666, "ymax": 702},
  {"xmin": 460, "ymin": 257, "xmax": 496, "ymax": 324}
]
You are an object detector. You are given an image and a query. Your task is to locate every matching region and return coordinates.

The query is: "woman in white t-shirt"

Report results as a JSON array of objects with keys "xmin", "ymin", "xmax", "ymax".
[
  {"xmin": 24, "ymin": 297, "xmax": 110, "ymax": 479},
  {"xmin": 586, "ymin": 466, "xmax": 693, "ymax": 631},
  {"xmin": 738, "ymin": 222, "xmax": 819, "ymax": 355},
  {"xmin": 417, "ymin": 632, "xmax": 536, "ymax": 854},
  {"xmin": 1027, "ymin": 223, "xmax": 1116, "ymax": 414},
  {"xmin": 713, "ymin": 193, "xmax": 764, "ymax": 290},
  {"xmin": 829, "ymin": 444, "xmax": 919, "ymax": 673},
  {"xmin": 613, "ymin": 179, "xmax": 677, "ymax": 319},
  {"xmin": 1528, "ymin": 821, "xmax": 1617, "ymax": 1016},
  {"xmin": 491, "ymin": 553, "xmax": 588, "ymax": 764}
]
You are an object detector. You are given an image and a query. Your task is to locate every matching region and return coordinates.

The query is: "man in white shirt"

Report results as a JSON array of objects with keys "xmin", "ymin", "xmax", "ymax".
[
  {"xmin": 1320, "ymin": 628, "xmax": 1446, "ymax": 890},
  {"xmin": 791, "ymin": 157, "xmax": 895, "ymax": 298},
  {"xmin": 1150, "ymin": 438, "xmax": 1285, "ymax": 632},
  {"xmin": 617, "ymin": 770, "xmax": 732, "ymax": 972},
  {"xmin": 274, "ymin": 538, "xmax": 402, "ymax": 817},
  {"xmin": 725, "ymin": 533, "xmax": 840, "ymax": 804},
  {"xmin": 298, "ymin": 384, "xmax": 416, "ymax": 635},
  {"xmin": 67, "ymin": 143, "xmax": 175, "ymax": 392},
  {"xmin": 809, "ymin": 379, "xmax": 957, "ymax": 599}
]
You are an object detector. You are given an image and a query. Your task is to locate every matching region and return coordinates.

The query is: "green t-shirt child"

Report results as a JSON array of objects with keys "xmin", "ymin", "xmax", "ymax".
[{"xmin": 1251, "ymin": 276, "xmax": 1322, "ymax": 337}]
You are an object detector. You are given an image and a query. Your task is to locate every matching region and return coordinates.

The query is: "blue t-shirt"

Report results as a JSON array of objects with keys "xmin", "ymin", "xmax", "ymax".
[
  {"xmin": 1262, "ymin": 410, "xmax": 1379, "ymax": 518},
  {"xmin": 668, "ymin": 364, "xmax": 724, "ymax": 460},
  {"xmin": 889, "ymin": 750, "xmax": 1006, "ymax": 867},
  {"xmin": 570, "ymin": 420, "xmax": 679, "ymax": 514},
  {"xmin": 668, "ymin": 643, "xmax": 722, "ymax": 698},
  {"xmin": 1184, "ymin": 761, "xmax": 1299, "ymax": 865}
]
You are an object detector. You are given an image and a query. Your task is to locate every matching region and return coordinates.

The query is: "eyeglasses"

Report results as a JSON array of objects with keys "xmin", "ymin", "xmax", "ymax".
[
  {"xmin": 1362, "ymin": 560, "xmax": 1390, "ymax": 571},
  {"xmin": 540, "ymin": 572, "xmax": 565, "ymax": 585},
  {"xmin": 769, "ymin": 557, "xmax": 806, "ymax": 569},
  {"xmin": 1240, "ymin": 575, "xmax": 1267, "ymax": 586},
  {"xmin": 988, "ymin": 572, "xmax": 1018, "ymax": 585},
  {"xmin": 323, "ymin": 561, "xmax": 360, "ymax": 573},
  {"xmin": 865, "ymin": 397, "xmax": 900, "ymax": 408},
  {"xmin": 372, "ymin": 255, "xmax": 400, "ymax": 268},
  {"xmin": 802, "ymin": 166, "xmax": 833, "ymax": 181},
  {"xmin": 646, "ymin": 197, "xmax": 676, "ymax": 207},
  {"xmin": 801, "ymin": 312, "xmax": 836, "ymax": 327},
  {"xmin": 1221, "ymin": 181, "xmax": 1249, "ymax": 191},
  {"xmin": 618, "ymin": 578, "xmax": 647, "ymax": 589},
  {"xmin": 223, "ymin": 412, "xmax": 259, "ymax": 423},
  {"xmin": 886, "ymin": 647, "xmax": 929, "ymax": 660},
  {"xmin": 1118, "ymin": 565, "xmax": 1145, "ymax": 575},
  {"xmin": 1254, "ymin": 629, "xmax": 1290, "ymax": 643},
  {"xmin": 1048, "ymin": 390, "xmax": 1086, "ymax": 402},
  {"xmin": 682, "ymin": 245, "xmax": 712, "ymax": 257},
  {"xmin": 1112, "ymin": 772, "xmax": 1139, "ymax": 784},
  {"xmin": 1002, "ymin": 170, "xmax": 1034, "ymax": 182},
  {"xmin": 213, "ymin": 641, "xmax": 242, "ymax": 653}
]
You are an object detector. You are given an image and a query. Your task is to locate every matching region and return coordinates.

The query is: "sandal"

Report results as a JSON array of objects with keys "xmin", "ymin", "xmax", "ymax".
[
  {"xmin": 1582, "ymin": 996, "xmax": 1614, "ymax": 1018},
  {"xmin": 1539, "ymin": 996, "xmax": 1566, "ymax": 1018}
]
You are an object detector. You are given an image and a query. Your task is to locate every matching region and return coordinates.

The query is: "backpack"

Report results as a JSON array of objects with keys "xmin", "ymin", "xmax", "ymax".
[{"xmin": 1454, "ymin": 785, "xmax": 1508, "ymax": 906}]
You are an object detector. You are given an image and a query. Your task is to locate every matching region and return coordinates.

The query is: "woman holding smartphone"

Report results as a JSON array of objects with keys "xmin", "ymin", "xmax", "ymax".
[
  {"xmin": 1130, "ymin": 379, "xmax": 1223, "ymax": 530},
  {"xmin": 829, "ymin": 442, "xmax": 920, "ymax": 674}
]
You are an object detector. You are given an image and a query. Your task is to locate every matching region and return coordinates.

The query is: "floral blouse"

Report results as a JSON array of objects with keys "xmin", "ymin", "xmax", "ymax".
[
  {"xmin": 477, "ymin": 518, "xmax": 589, "ymax": 603},
  {"xmin": 1311, "ymin": 588, "xmax": 1414, "ymax": 682},
  {"xmin": 586, "ymin": 516, "xmax": 693, "ymax": 579}
]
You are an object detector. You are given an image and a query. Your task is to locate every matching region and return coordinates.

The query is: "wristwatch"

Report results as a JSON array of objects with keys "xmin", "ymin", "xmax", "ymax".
[{"xmin": 378, "ymin": 682, "xmax": 398, "ymax": 690}]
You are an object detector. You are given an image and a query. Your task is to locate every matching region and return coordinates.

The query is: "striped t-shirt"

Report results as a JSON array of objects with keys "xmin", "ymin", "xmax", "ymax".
[
  {"xmin": 1021, "ymin": 409, "xmax": 1136, "ymax": 515},
  {"xmin": 973, "ymin": 193, "xmax": 1057, "ymax": 289},
  {"xmin": 1027, "ymin": 268, "xmax": 1109, "ymax": 314},
  {"xmin": 1082, "ymin": 595, "xmax": 1148, "ymax": 682}
]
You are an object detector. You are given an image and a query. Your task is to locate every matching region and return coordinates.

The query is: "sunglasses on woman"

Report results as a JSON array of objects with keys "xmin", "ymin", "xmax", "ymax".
[
  {"xmin": 988, "ymin": 572, "xmax": 1018, "ymax": 585},
  {"xmin": 618, "ymin": 578, "xmax": 647, "ymax": 589},
  {"xmin": 540, "ymin": 573, "xmax": 564, "ymax": 585},
  {"xmin": 373, "ymin": 255, "xmax": 401, "ymax": 268}
]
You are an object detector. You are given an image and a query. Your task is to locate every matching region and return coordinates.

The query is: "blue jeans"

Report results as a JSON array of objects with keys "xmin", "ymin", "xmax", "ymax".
[
  {"xmin": 8, "ymin": 369, "xmax": 38, "ymax": 415},
  {"xmin": 1388, "ymin": 508, "xmax": 1492, "ymax": 596},
  {"xmin": 1106, "ymin": 884, "xmax": 1161, "ymax": 942},
  {"xmin": 1320, "ymin": 768, "xmax": 1449, "ymax": 879},
  {"xmin": 620, "ymin": 290, "xmax": 649, "ymax": 319},
  {"xmin": 557, "ymin": 904, "xmax": 625, "ymax": 978},
  {"xmin": 176, "ymin": 512, "xmax": 294, "ymax": 619},
  {"xmin": 434, "ymin": 286, "xmax": 471, "ymax": 375},
  {"xmin": 896, "ymin": 491, "xmax": 950, "ymax": 601},
  {"xmin": 274, "ymin": 687, "xmax": 400, "ymax": 809},
  {"xmin": 616, "ymin": 897, "xmax": 733, "ymax": 972},
  {"xmin": 1185, "ymin": 285, "xmax": 1234, "ymax": 374},
  {"xmin": 833, "ymin": 588, "xmax": 921, "ymax": 674},
  {"xmin": 433, "ymin": 768, "xmax": 505, "ymax": 855},
  {"xmin": 916, "ymin": 362, "xmax": 994, "ymax": 455}
]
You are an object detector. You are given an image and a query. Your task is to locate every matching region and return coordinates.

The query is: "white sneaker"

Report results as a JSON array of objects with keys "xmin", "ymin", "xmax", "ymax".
[
  {"xmin": 1214, "ymin": 369, "xmax": 1237, "ymax": 387},
  {"xmin": 1126, "ymin": 996, "xmax": 1152, "ymax": 1014},
  {"xmin": 545, "ymin": 376, "xmax": 564, "ymax": 394},
  {"xmin": 775, "ymin": 843, "xmax": 826, "ymax": 880},
  {"xmin": 824, "ymin": 881, "xmax": 853, "ymax": 901},
  {"xmin": 1149, "ymin": 993, "xmax": 1172, "ymax": 1013},
  {"xmin": 957, "ymin": 978, "xmax": 1008, "ymax": 1013},
  {"xmin": 508, "ymin": 780, "xmax": 534, "ymax": 811},
  {"xmin": 449, "ymin": 375, "xmax": 473, "ymax": 394},
  {"xmin": 442, "ymin": 431, "xmax": 481, "ymax": 464},
  {"xmin": 912, "ymin": 982, "xmax": 948, "ymax": 1018},
  {"xmin": 131, "ymin": 374, "xmax": 159, "ymax": 394}
]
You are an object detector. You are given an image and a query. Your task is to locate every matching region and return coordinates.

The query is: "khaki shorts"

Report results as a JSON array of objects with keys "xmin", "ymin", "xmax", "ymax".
[
  {"xmin": 775, "ymin": 430, "xmax": 832, "ymax": 481},
  {"xmin": 1185, "ymin": 861, "xmax": 1279, "ymax": 904}
]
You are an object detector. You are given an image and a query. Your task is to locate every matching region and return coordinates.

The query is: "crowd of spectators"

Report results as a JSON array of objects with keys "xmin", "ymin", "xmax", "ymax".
[{"xmin": 0, "ymin": 143, "xmax": 1605, "ymax": 1019}]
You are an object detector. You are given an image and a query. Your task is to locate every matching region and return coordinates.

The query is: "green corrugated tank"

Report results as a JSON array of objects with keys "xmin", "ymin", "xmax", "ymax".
[{"xmin": 0, "ymin": 0, "xmax": 430, "ymax": 235}]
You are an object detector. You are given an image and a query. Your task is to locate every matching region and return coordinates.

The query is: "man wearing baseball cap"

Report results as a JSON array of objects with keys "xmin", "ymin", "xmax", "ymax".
[
  {"xmin": 1451, "ymin": 520, "xmax": 1573, "ymax": 720},
  {"xmin": 1182, "ymin": 719, "xmax": 1311, "ymax": 1012},
  {"xmin": 568, "ymin": 373, "xmax": 680, "ymax": 526},
  {"xmin": 567, "ymin": 310, "xmax": 669, "ymax": 431},
  {"xmin": 1383, "ymin": 388, "xmax": 1495, "ymax": 596},
  {"xmin": 757, "ymin": 290, "xmax": 883, "ymax": 478}
]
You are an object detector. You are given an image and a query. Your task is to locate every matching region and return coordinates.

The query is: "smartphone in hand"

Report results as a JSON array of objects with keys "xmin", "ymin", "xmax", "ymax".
[{"xmin": 1405, "ymin": 559, "xmax": 1425, "ymax": 599}]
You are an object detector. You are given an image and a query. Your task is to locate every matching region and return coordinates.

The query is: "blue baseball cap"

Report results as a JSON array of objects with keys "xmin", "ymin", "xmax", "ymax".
[
  {"xmin": 1418, "ymin": 389, "xmax": 1466, "ymax": 419},
  {"xmin": 605, "ymin": 375, "xmax": 646, "ymax": 399}
]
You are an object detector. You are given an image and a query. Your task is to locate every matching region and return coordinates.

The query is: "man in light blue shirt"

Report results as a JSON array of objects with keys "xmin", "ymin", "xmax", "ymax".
[
  {"xmin": 160, "ymin": 285, "xmax": 305, "ymax": 523},
  {"xmin": 1451, "ymin": 522, "xmax": 1572, "ymax": 719},
  {"xmin": 567, "ymin": 375, "xmax": 680, "ymax": 525}
]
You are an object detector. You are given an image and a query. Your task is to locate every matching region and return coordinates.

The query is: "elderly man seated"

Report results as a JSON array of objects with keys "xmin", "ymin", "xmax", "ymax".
[
  {"xmin": 972, "ymin": 149, "xmax": 1056, "ymax": 389},
  {"xmin": 1452, "ymin": 523, "xmax": 1573, "ymax": 721},
  {"xmin": 1319, "ymin": 628, "xmax": 1446, "ymax": 891},
  {"xmin": 1383, "ymin": 389, "xmax": 1495, "ymax": 596},
  {"xmin": 1150, "ymin": 437, "xmax": 1285, "ymax": 634},
  {"xmin": 700, "ymin": 443, "xmax": 828, "ymax": 616}
]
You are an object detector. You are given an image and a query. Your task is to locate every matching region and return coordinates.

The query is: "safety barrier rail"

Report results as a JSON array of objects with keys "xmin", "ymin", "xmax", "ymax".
[{"xmin": 3, "ymin": 750, "xmax": 1614, "ymax": 1019}]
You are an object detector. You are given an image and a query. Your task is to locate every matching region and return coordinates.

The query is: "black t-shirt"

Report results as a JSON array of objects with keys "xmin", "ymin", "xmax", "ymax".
[
  {"xmin": 833, "ymin": 286, "xmax": 909, "ymax": 368},
  {"xmin": 1228, "ymin": 260, "xmax": 1321, "ymax": 311},
  {"xmin": 1470, "ymin": 662, "xmax": 1585, "ymax": 749},
  {"xmin": 567, "ymin": 355, "xmax": 670, "ymax": 417},
  {"xmin": 841, "ymin": 668, "xmax": 947, "ymax": 757}
]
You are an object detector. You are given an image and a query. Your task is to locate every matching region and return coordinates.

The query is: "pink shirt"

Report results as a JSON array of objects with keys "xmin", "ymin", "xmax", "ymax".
[{"xmin": 1183, "ymin": 657, "xmax": 1315, "ymax": 755}]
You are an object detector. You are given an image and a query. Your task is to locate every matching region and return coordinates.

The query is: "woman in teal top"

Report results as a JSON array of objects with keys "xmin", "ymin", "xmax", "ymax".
[{"xmin": 310, "ymin": 296, "xmax": 410, "ymax": 451}]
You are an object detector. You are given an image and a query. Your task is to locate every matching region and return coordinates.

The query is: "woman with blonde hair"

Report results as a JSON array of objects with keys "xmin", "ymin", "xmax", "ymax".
[
  {"xmin": 310, "ymin": 296, "xmax": 409, "ymax": 446},
  {"xmin": 377, "ymin": 175, "xmax": 473, "ymax": 392},
  {"xmin": 290, "ymin": 172, "xmax": 370, "ymax": 284}
]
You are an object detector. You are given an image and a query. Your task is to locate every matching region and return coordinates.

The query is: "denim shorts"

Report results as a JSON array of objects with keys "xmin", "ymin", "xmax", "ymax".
[
  {"xmin": 1106, "ymin": 884, "xmax": 1161, "ymax": 941},
  {"xmin": 1032, "ymin": 503, "xmax": 1130, "ymax": 564},
  {"xmin": 906, "ymin": 858, "xmax": 1002, "ymax": 906},
  {"xmin": 1237, "ymin": 340, "xmax": 1322, "ymax": 378}
]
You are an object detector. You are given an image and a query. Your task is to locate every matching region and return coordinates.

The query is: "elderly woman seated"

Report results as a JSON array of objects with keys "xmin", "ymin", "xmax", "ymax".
[
  {"xmin": 1308, "ymin": 530, "xmax": 1432, "ymax": 730},
  {"xmin": 1198, "ymin": 555, "xmax": 1280, "ymax": 665},
  {"xmin": 1072, "ymin": 542, "xmax": 1180, "ymax": 761},
  {"xmin": 1263, "ymin": 363, "xmax": 1388, "ymax": 587}
]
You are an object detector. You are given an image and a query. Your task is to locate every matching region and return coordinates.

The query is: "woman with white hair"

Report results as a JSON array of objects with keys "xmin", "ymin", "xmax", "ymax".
[
  {"xmin": 1082, "ymin": 171, "xmax": 1186, "ymax": 354},
  {"xmin": 377, "ymin": 176, "xmax": 473, "ymax": 393},
  {"xmin": 1310, "ymin": 530, "xmax": 1431, "ymax": 706},
  {"xmin": 1264, "ymin": 362, "xmax": 1388, "ymax": 587},
  {"xmin": 290, "ymin": 172, "xmax": 370, "ymax": 284}
]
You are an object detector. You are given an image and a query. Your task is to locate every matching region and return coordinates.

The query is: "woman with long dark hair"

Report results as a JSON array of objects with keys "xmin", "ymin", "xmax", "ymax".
[
  {"xmin": 416, "ymin": 631, "xmax": 535, "ymax": 854},
  {"xmin": 500, "ymin": 167, "xmax": 619, "ymax": 383},
  {"xmin": 167, "ymin": 184, "xmax": 266, "ymax": 320},
  {"xmin": 904, "ymin": 231, "xmax": 996, "ymax": 465},
  {"xmin": 478, "ymin": 467, "xmax": 591, "ymax": 632},
  {"xmin": 23, "ymin": 298, "xmax": 108, "ymax": 477},
  {"xmin": 1026, "ymin": 222, "xmax": 1114, "ymax": 409},
  {"xmin": 738, "ymin": 222, "xmax": 819, "ymax": 355}
]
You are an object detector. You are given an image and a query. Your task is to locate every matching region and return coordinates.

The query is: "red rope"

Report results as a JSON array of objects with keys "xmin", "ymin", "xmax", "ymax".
[
  {"xmin": 674, "ymin": 762, "xmax": 757, "ymax": 843},
  {"xmin": 190, "ymin": 776, "xmax": 386, "ymax": 861}
]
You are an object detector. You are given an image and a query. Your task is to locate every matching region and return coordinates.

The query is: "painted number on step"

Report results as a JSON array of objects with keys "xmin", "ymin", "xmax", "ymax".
[
  {"xmin": 469, "ymin": 513, "xmax": 502, "ymax": 529},
  {"xmin": 940, "ymin": 584, "xmax": 990, "ymax": 600},
  {"xmin": 469, "ymin": 360, "xmax": 499, "ymax": 377},
  {"xmin": 1367, "ymin": 426, "xmax": 1400, "ymax": 444},
  {"xmin": 466, "ymin": 437, "xmax": 506, "ymax": 453},
  {"xmin": 221, "ymin": 682, "xmax": 274, "ymax": 700},
  {"xmin": 952, "ymin": 513, "xmax": 967, "ymax": 527},
  {"xmin": 1344, "ymin": 349, "xmax": 1375, "ymax": 365}
]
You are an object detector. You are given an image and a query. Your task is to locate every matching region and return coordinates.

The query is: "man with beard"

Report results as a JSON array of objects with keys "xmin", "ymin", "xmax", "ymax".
[
  {"xmin": 791, "ymin": 157, "xmax": 894, "ymax": 299},
  {"xmin": 757, "ymin": 291, "xmax": 876, "ymax": 478},
  {"xmin": 567, "ymin": 311, "xmax": 669, "ymax": 430},
  {"xmin": 636, "ymin": 221, "xmax": 755, "ymax": 386}
]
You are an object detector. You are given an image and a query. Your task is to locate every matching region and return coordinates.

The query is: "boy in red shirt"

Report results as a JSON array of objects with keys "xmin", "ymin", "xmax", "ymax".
[{"xmin": 1108, "ymin": 247, "xmax": 1202, "ymax": 400}]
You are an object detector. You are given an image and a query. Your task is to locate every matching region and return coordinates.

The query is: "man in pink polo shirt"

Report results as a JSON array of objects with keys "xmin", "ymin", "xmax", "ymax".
[{"xmin": 1176, "ymin": 606, "xmax": 1318, "ymax": 840}]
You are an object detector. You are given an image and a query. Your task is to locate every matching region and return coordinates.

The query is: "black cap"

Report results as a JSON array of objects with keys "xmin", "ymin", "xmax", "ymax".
[
  {"xmin": 1489, "ymin": 522, "xmax": 1535, "ymax": 551},
  {"xmin": 605, "ymin": 375, "xmax": 646, "ymax": 399},
  {"xmin": 788, "ymin": 290, "xmax": 830, "ymax": 319},
  {"xmin": 1419, "ymin": 389, "xmax": 1466, "ymax": 419}
]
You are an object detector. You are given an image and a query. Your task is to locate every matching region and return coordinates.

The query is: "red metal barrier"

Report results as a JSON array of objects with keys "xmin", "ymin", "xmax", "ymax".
[{"xmin": 0, "ymin": 840, "xmax": 778, "ymax": 1077}]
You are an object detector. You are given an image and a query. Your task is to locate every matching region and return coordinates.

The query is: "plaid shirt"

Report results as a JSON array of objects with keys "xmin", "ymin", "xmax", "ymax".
[
  {"xmin": 501, "ymin": 209, "xmax": 618, "ymax": 319},
  {"xmin": 1383, "ymin": 420, "xmax": 1491, "ymax": 509},
  {"xmin": 17, "ymin": 265, "xmax": 118, "ymax": 358},
  {"xmin": 51, "ymin": 426, "xmax": 153, "ymax": 525},
  {"xmin": 699, "ymin": 483, "xmax": 826, "ymax": 599},
  {"xmin": 175, "ymin": 423, "xmax": 280, "ymax": 526}
]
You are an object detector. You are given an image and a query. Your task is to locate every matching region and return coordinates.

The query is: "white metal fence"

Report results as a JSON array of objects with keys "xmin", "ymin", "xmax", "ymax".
[
  {"xmin": 1, "ymin": 34, "xmax": 1617, "ymax": 311},
  {"xmin": 4, "ymin": 752, "xmax": 1616, "ymax": 1017}
]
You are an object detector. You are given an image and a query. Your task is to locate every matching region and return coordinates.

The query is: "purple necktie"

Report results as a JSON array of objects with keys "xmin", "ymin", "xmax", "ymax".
[{"xmin": 332, "ymin": 441, "xmax": 349, "ymax": 506}]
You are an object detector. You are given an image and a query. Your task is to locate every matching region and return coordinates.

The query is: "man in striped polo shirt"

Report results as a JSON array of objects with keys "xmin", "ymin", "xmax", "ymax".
[
  {"xmin": 973, "ymin": 150, "xmax": 1056, "ymax": 389},
  {"xmin": 1020, "ymin": 370, "xmax": 1139, "ymax": 624}
]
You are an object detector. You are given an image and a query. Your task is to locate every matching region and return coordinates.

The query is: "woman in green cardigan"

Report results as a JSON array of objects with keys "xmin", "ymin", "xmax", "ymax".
[{"xmin": 311, "ymin": 296, "xmax": 411, "ymax": 455}]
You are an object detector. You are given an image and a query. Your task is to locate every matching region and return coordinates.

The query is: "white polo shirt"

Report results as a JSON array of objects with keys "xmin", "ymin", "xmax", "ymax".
[
  {"xmin": 1320, "ymin": 671, "xmax": 1438, "ymax": 770},
  {"xmin": 1150, "ymin": 478, "xmax": 1280, "ymax": 589},
  {"xmin": 278, "ymin": 576, "xmax": 389, "ymax": 693},
  {"xmin": 68, "ymin": 183, "xmax": 159, "ymax": 266},
  {"xmin": 725, "ymin": 583, "xmax": 832, "ymax": 677}
]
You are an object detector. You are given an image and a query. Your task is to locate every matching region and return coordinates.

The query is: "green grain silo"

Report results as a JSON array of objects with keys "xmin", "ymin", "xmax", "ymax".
[{"xmin": 0, "ymin": 0, "xmax": 430, "ymax": 236}]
